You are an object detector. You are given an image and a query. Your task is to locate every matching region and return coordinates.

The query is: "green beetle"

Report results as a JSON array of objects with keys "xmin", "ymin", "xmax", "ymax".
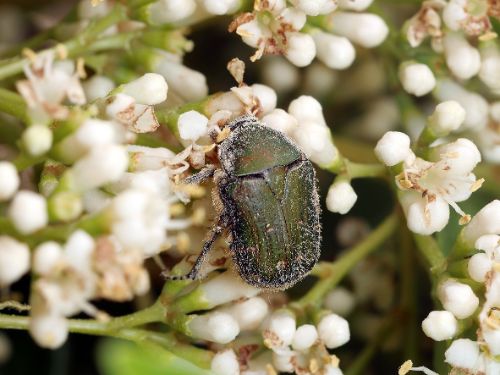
[{"xmin": 167, "ymin": 115, "xmax": 321, "ymax": 289}]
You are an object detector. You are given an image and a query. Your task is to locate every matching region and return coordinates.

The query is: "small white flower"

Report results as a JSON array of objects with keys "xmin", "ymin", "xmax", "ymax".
[
  {"xmin": 122, "ymin": 73, "xmax": 168, "ymax": 105},
  {"xmin": 438, "ymin": 280, "xmax": 479, "ymax": 319},
  {"xmin": 147, "ymin": 0, "xmax": 197, "ymax": 24},
  {"xmin": 326, "ymin": 181, "xmax": 357, "ymax": 214},
  {"xmin": 398, "ymin": 62, "xmax": 436, "ymax": 97},
  {"xmin": 8, "ymin": 191, "xmax": 48, "ymax": 234},
  {"xmin": 324, "ymin": 287, "xmax": 356, "ymax": 316},
  {"xmin": 22, "ymin": 124, "xmax": 52, "ymax": 156},
  {"xmin": 291, "ymin": 324, "xmax": 318, "ymax": 351},
  {"xmin": 292, "ymin": 120, "xmax": 338, "ymax": 167},
  {"xmin": 211, "ymin": 349, "xmax": 240, "ymax": 375},
  {"xmin": 189, "ymin": 312, "xmax": 240, "ymax": 344},
  {"xmin": 178, "ymin": 110, "xmax": 209, "ymax": 142},
  {"xmin": 263, "ymin": 310, "xmax": 296, "ymax": 349},
  {"xmin": 421, "ymin": 310, "xmax": 458, "ymax": 341},
  {"xmin": 288, "ymin": 95, "xmax": 326, "ymax": 126},
  {"xmin": 329, "ymin": 12, "xmax": 389, "ymax": 48},
  {"xmin": 374, "ymin": 131, "xmax": 412, "ymax": 167},
  {"xmin": 0, "ymin": 236, "xmax": 30, "ymax": 285},
  {"xmin": 33, "ymin": 242, "xmax": 64, "ymax": 276},
  {"xmin": 444, "ymin": 339, "xmax": 480, "ymax": 370},
  {"xmin": 468, "ymin": 234, "xmax": 500, "ymax": 283},
  {"xmin": 219, "ymin": 297, "xmax": 268, "ymax": 331},
  {"xmin": 317, "ymin": 313, "xmax": 350, "ymax": 349},
  {"xmin": 82, "ymin": 75, "xmax": 115, "ymax": 101},
  {"xmin": 312, "ymin": 31, "xmax": 356, "ymax": 70},
  {"xmin": 29, "ymin": 313, "xmax": 68, "ymax": 349},
  {"xmin": 443, "ymin": 33, "xmax": 481, "ymax": 80},
  {"xmin": 71, "ymin": 144, "xmax": 129, "ymax": 191},
  {"xmin": 128, "ymin": 145, "xmax": 176, "ymax": 172},
  {"xmin": 428, "ymin": 100, "xmax": 466, "ymax": 135},
  {"xmin": 463, "ymin": 200, "xmax": 500, "ymax": 245},
  {"xmin": 0, "ymin": 161, "xmax": 19, "ymax": 201},
  {"xmin": 400, "ymin": 191, "xmax": 450, "ymax": 235},
  {"xmin": 199, "ymin": 271, "xmax": 260, "ymax": 308}
]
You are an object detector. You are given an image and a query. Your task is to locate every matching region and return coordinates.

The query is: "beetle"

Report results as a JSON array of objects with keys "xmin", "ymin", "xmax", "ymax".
[{"xmin": 166, "ymin": 115, "xmax": 321, "ymax": 289}]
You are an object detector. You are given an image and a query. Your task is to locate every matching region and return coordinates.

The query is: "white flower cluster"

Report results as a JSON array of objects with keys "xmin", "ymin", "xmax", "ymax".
[
  {"xmin": 421, "ymin": 201, "xmax": 500, "ymax": 374},
  {"xmin": 233, "ymin": 0, "xmax": 387, "ymax": 68},
  {"xmin": 375, "ymin": 103, "xmax": 483, "ymax": 234}
]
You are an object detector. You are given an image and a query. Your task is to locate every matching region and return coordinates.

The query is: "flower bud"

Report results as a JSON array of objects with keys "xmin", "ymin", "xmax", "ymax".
[
  {"xmin": 71, "ymin": 144, "xmax": 129, "ymax": 191},
  {"xmin": 421, "ymin": 310, "xmax": 458, "ymax": 341},
  {"xmin": 468, "ymin": 252, "xmax": 492, "ymax": 282},
  {"xmin": 428, "ymin": 101, "xmax": 466, "ymax": 135},
  {"xmin": 33, "ymin": 242, "xmax": 64, "ymax": 275},
  {"xmin": 444, "ymin": 339, "xmax": 480, "ymax": 370},
  {"xmin": 292, "ymin": 0, "xmax": 337, "ymax": 15},
  {"xmin": 324, "ymin": 287, "xmax": 356, "ymax": 316},
  {"xmin": 251, "ymin": 84, "xmax": 277, "ymax": 115},
  {"xmin": 326, "ymin": 181, "xmax": 357, "ymax": 214},
  {"xmin": 313, "ymin": 31, "xmax": 355, "ymax": 70},
  {"xmin": 291, "ymin": 324, "xmax": 318, "ymax": 351},
  {"xmin": 479, "ymin": 43, "xmax": 500, "ymax": 92},
  {"xmin": 0, "ymin": 236, "xmax": 30, "ymax": 285},
  {"xmin": 219, "ymin": 297, "xmax": 268, "ymax": 331},
  {"xmin": 272, "ymin": 348, "xmax": 295, "ymax": 373},
  {"xmin": 292, "ymin": 121, "xmax": 339, "ymax": 167},
  {"xmin": 262, "ymin": 58, "xmax": 300, "ymax": 93},
  {"xmin": 22, "ymin": 124, "xmax": 53, "ymax": 156},
  {"xmin": 29, "ymin": 313, "xmax": 68, "ymax": 349},
  {"xmin": 398, "ymin": 62, "xmax": 436, "ymax": 97},
  {"xmin": 82, "ymin": 75, "xmax": 115, "ymax": 101},
  {"xmin": 0, "ymin": 161, "xmax": 19, "ymax": 201},
  {"xmin": 211, "ymin": 349, "xmax": 240, "ymax": 375},
  {"xmin": 189, "ymin": 312, "xmax": 240, "ymax": 344},
  {"xmin": 178, "ymin": 110, "xmax": 209, "ymax": 142},
  {"xmin": 329, "ymin": 12, "xmax": 388, "ymax": 48},
  {"xmin": 121, "ymin": 73, "xmax": 168, "ymax": 105},
  {"xmin": 153, "ymin": 53, "xmax": 208, "ymax": 102},
  {"xmin": 374, "ymin": 131, "xmax": 412, "ymax": 167},
  {"xmin": 202, "ymin": 0, "xmax": 240, "ymax": 15},
  {"xmin": 264, "ymin": 311, "xmax": 296, "ymax": 348},
  {"xmin": 442, "ymin": 2, "xmax": 467, "ymax": 31},
  {"xmin": 444, "ymin": 33, "xmax": 481, "ymax": 80},
  {"xmin": 288, "ymin": 95, "xmax": 326, "ymax": 126},
  {"xmin": 145, "ymin": 0, "xmax": 196, "ymax": 25},
  {"xmin": 463, "ymin": 200, "xmax": 500, "ymax": 245},
  {"xmin": 262, "ymin": 109, "xmax": 298, "ymax": 135},
  {"xmin": 284, "ymin": 32, "xmax": 316, "ymax": 67},
  {"xmin": 339, "ymin": 0, "xmax": 373, "ymax": 11},
  {"xmin": 198, "ymin": 272, "xmax": 260, "ymax": 307},
  {"xmin": 8, "ymin": 191, "xmax": 48, "ymax": 234},
  {"xmin": 317, "ymin": 313, "xmax": 350, "ymax": 349},
  {"xmin": 438, "ymin": 280, "xmax": 479, "ymax": 319}
]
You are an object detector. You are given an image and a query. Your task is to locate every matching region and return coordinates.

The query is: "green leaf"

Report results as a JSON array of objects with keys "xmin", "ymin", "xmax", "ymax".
[{"xmin": 97, "ymin": 339, "xmax": 214, "ymax": 375}]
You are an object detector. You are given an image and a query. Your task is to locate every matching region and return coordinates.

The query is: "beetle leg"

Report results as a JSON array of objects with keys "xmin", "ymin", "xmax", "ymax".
[
  {"xmin": 162, "ymin": 218, "xmax": 226, "ymax": 281},
  {"xmin": 183, "ymin": 165, "xmax": 217, "ymax": 184}
]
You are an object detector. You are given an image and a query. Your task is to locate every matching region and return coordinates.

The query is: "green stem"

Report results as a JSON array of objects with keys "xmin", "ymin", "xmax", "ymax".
[
  {"xmin": 344, "ymin": 159, "xmax": 387, "ymax": 179},
  {"xmin": 0, "ymin": 312, "xmax": 212, "ymax": 369},
  {"xmin": 295, "ymin": 212, "xmax": 398, "ymax": 309},
  {"xmin": 0, "ymin": 87, "xmax": 27, "ymax": 121},
  {"xmin": 413, "ymin": 234, "xmax": 448, "ymax": 277},
  {"xmin": 0, "ymin": 5, "xmax": 128, "ymax": 80}
]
